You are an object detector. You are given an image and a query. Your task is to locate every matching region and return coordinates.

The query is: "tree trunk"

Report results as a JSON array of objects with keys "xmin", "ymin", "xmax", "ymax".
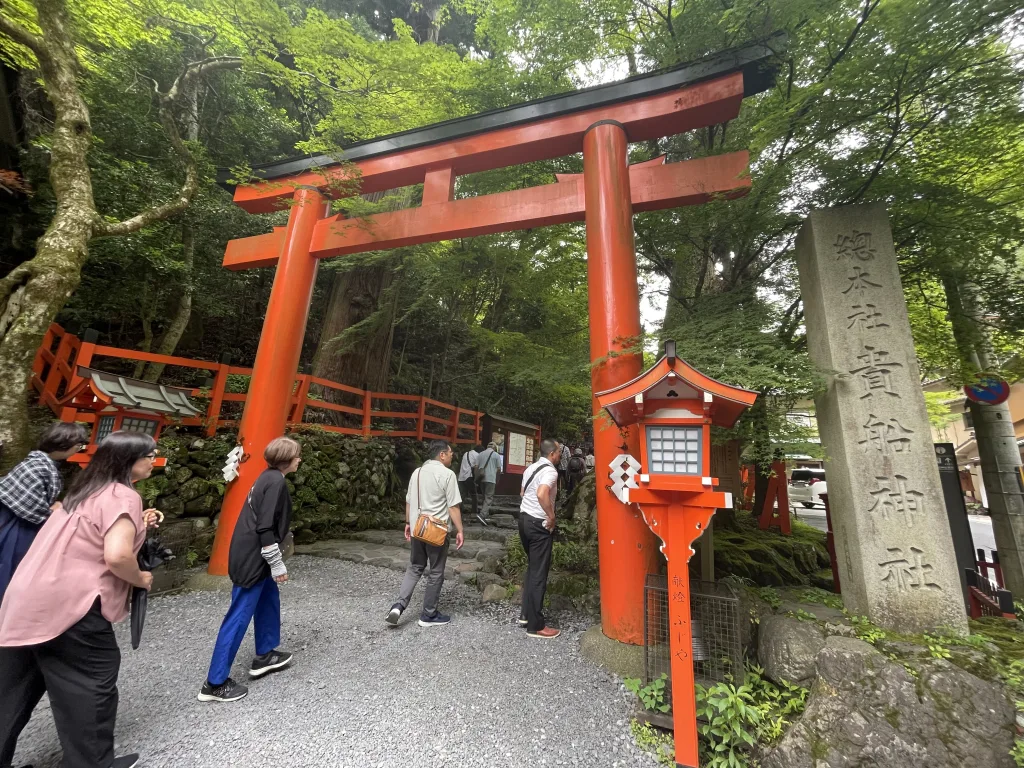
[
  {"xmin": 942, "ymin": 275, "xmax": 1024, "ymax": 597},
  {"xmin": 142, "ymin": 223, "xmax": 195, "ymax": 381},
  {"xmin": 132, "ymin": 308, "xmax": 154, "ymax": 378},
  {"xmin": 312, "ymin": 259, "xmax": 397, "ymax": 391},
  {"xmin": 0, "ymin": 2, "xmax": 226, "ymax": 468},
  {"xmin": 311, "ymin": 188, "xmax": 408, "ymax": 395},
  {"xmin": 0, "ymin": 0, "xmax": 99, "ymax": 469}
]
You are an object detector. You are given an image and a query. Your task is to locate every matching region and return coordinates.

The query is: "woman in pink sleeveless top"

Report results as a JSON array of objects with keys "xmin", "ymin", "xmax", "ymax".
[{"xmin": 0, "ymin": 431, "xmax": 161, "ymax": 768}]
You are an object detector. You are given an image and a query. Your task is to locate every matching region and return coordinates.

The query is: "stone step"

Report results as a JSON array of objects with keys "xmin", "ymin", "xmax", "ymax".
[
  {"xmin": 342, "ymin": 528, "xmax": 507, "ymax": 562},
  {"xmin": 294, "ymin": 540, "xmax": 456, "ymax": 581},
  {"xmin": 486, "ymin": 513, "xmax": 518, "ymax": 530},
  {"xmin": 462, "ymin": 524, "xmax": 517, "ymax": 544}
]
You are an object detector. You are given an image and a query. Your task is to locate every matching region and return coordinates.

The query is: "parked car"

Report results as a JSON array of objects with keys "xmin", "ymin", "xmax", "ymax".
[{"xmin": 789, "ymin": 468, "xmax": 827, "ymax": 508}]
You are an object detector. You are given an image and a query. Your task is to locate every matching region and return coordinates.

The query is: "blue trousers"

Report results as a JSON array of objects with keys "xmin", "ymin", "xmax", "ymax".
[
  {"xmin": 207, "ymin": 577, "xmax": 280, "ymax": 686},
  {"xmin": 0, "ymin": 505, "xmax": 41, "ymax": 605}
]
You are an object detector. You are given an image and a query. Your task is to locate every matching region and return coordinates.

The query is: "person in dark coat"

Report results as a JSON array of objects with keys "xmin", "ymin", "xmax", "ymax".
[
  {"xmin": 0, "ymin": 422, "xmax": 88, "ymax": 602},
  {"xmin": 198, "ymin": 436, "xmax": 301, "ymax": 703}
]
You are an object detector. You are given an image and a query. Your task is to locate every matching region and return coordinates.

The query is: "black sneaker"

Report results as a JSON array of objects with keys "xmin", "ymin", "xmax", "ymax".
[
  {"xmin": 385, "ymin": 603, "xmax": 403, "ymax": 626},
  {"xmin": 111, "ymin": 755, "xmax": 140, "ymax": 768},
  {"xmin": 197, "ymin": 677, "xmax": 249, "ymax": 702},
  {"xmin": 418, "ymin": 612, "xmax": 451, "ymax": 627},
  {"xmin": 517, "ymin": 617, "xmax": 528, "ymax": 626},
  {"xmin": 249, "ymin": 649, "xmax": 293, "ymax": 678},
  {"xmin": 476, "ymin": 514, "xmax": 489, "ymax": 527}
]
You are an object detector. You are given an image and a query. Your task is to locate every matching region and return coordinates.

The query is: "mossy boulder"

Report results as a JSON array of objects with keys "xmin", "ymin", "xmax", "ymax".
[
  {"xmin": 169, "ymin": 465, "xmax": 193, "ymax": 485},
  {"xmin": 177, "ymin": 477, "xmax": 211, "ymax": 503},
  {"xmin": 762, "ymin": 636, "xmax": 1015, "ymax": 768},
  {"xmin": 184, "ymin": 494, "xmax": 219, "ymax": 517},
  {"xmin": 156, "ymin": 495, "xmax": 184, "ymax": 518},
  {"xmin": 294, "ymin": 528, "xmax": 317, "ymax": 545}
]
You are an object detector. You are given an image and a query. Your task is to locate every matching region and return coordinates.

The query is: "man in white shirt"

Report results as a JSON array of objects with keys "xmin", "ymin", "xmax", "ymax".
[
  {"xmin": 518, "ymin": 438, "xmax": 563, "ymax": 639},
  {"xmin": 385, "ymin": 440, "xmax": 464, "ymax": 628},
  {"xmin": 457, "ymin": 444, "xmax": 481, "ymax": 518},
  {"xmin": 585, "ymin": 450, "xmax": 595, "ymax": 472}
]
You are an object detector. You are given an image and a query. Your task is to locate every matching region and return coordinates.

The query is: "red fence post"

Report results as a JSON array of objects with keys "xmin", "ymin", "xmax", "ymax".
[
  {"xmin": 67, "ymin": 328, "xmax": 98, "ymax": 396},
  {"xmin": 449, "ymin": 403, "xmax": 459, "ymax": 442},
  {"xmin": 362, "ymin": 383, "xmax": 372, "ymax": 439},
  {"xmin": 32, "ymin": 324, "xmax": 57, "ymax": 387},
  {"xmin": 416, "ymin": 395, "xmax": 426, "ymax": 441},
  {"xmin": 205, "ymin": 354, "xmax": 231, "ymax": 437},
  {"xmin": 42, "ymin": 328, "xmax": 74, "ymax": 407},
  {"xmin": 292, "ymin": 373, "xmax": 312, "ymax": 424}
]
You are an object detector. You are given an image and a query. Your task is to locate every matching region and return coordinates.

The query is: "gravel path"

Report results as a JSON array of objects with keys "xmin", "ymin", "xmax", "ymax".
[{"xmin": 13, "ymin": 556, "xmax": 659, "ymax": 768}]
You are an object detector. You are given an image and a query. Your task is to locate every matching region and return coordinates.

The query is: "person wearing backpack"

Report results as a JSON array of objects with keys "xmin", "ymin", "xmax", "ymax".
[
  {"xmin": 517, "ymin": 438, "xmax": 563, "ymax": 639},
  {"xmin": 0, "ymin": 422, "xmax": 88, "ymax": 603},
  {"xmin": 473, "ymin": 442, "xmax": 502, "ymax": 526},
  {"xmin": 457, "ymin": 444, "xmax": 481, "ymax": 519},
  {"xmin": 567, "ymin": 448, "xmax": 586, "ymax": 494}
]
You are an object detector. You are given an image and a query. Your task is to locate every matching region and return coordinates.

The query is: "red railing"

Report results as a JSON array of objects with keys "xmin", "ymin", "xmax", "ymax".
[
  {"xmin": 31, "ymin": 324, "xmax": 484, "ymax": 444},
  {"xmin": 965, "ymin": 568, "xmax": 1016, "ymax": 619}
]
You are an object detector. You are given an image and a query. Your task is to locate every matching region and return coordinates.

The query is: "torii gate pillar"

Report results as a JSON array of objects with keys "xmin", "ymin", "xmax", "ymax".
[
  {"xmin": 583, "ymin": 121, "xmax": 660, "ymax": 644},
  {"xmin": 209, "ymin": 187, "xmax": 326, "ymax": 575}
]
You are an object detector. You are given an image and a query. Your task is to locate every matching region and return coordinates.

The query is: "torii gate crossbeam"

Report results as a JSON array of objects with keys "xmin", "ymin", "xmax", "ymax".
[{"xmin": 210, "ymin": 41, "xmax": 778, "ymax": 665}]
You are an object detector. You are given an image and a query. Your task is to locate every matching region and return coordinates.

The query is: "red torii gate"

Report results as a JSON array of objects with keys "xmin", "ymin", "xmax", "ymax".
[{"xmin": 209, "ymin": 41, "xmax": 777, "ymax": 660}]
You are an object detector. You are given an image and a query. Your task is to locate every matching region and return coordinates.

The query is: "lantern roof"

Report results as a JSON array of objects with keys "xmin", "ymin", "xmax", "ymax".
[
  {"xmin": 59, "ymin": 367, "xmax": 201, "ymax": 417},
  {"xmin": 594, "ymin": 341, "xmax": 757, "ymax": 428}
]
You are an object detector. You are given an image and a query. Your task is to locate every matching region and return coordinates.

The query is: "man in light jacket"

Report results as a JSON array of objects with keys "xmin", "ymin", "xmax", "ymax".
[{"xmin": 474, "ymin": 441, "xmax": 502, "ymax": 526}]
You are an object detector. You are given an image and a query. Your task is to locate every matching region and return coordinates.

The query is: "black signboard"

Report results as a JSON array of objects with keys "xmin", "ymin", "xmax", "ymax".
[{"xmin": 935, "ymin": 443, "xmax": 976, "ymax": 612}]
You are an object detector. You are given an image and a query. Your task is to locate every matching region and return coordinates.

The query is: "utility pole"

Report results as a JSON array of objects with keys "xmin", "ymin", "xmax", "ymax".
[{"xmin": 943, "ymin": 276, "xmax": 1024, "ymax": 598}]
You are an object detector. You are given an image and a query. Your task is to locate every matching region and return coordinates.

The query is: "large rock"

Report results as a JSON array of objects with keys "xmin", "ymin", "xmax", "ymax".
[
  {"xmin": 183, "ymin": 494, "xmax": 219, "ymax": 517},
  {"xmin": 156, "ymin": 494, "xmax": 184, "ymax": 519},
  {"xmin": 758, "ymin": 614, "xmax": 826, "ymax": 686},
  {"xmin": 177, "ymin": 477, "xmax": 210, "ymax": 503},
  {"xmin": 476, "ymin": 572, "xmax": 504, "ymax": 591},
  {"xmin": 481, "ymin": 584, "xmax": 506, "ymax": 602},
  {"xmin": 762, "ymin": 636, "xmax": 1015, "ymax": 768}
]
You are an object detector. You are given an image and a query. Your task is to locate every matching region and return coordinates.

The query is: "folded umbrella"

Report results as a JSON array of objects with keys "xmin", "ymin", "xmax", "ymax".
[{"xmin": 131, "ymin": 536, "xmax": 174, "ymax": 650}]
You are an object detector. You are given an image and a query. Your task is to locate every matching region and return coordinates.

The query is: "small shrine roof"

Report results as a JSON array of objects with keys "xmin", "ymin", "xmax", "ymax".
[
  {"xmin": 62, "ymin": 367, "xmax": 201, "ymax": 417},
  {"xmin": 595, "ymin": 341, "xmax": 757, "ymax": 428}
]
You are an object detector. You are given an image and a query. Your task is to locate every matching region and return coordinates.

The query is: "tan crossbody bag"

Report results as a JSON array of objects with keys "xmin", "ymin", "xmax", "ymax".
[{"xmin": 411, "ymin": 467, "xmax": 449, "ymax": 547}]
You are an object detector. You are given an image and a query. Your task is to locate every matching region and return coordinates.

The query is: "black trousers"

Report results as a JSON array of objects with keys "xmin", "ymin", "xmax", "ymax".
[
  {"xmin": 518, "ymin": 513, "xmax": 554, "ymax": 633},
  {"xmin": 0, "ymin": 599, "xmax": 120, "ymax": 768},
  {"xmin": 459, "ymin": 478, "xmax": 478, "ymax": 516}
]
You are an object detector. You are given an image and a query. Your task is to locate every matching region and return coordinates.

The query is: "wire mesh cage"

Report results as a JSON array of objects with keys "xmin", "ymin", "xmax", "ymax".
[
  {"xmin": 644, "ymin": 574, "xmax": 743, "ymax": 691},
  {"xmin": 150, "ymin": 520, "xmax": 200, "ymax": 594}
]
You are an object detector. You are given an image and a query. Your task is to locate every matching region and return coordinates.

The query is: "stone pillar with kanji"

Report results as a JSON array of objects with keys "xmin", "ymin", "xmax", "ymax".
[{"xmin": 796, "ymin": 204, "xmax": 967, "ymax": 634}]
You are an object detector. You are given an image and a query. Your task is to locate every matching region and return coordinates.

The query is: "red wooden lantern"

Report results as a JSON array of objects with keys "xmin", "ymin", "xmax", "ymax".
[
  {"xmin": 57, "ymin": 367, "xmax": 201, "ymax": 466},
  {"xmin": 595, "ymin": 340, "xmax": 757, "ymax": 768}
]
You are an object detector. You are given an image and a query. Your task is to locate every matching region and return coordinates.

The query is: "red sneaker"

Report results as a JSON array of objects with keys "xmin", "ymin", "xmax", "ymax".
[{"xmin": 527, "ymin": 627, "xmax": 561, "ymax": 639}]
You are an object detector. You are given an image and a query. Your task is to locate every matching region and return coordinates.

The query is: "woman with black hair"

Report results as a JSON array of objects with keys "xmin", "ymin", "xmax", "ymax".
[
  {"xmin": 0, "ymin": 431, "xmax": 161, "ymax": 768},
  {"xmin": 0, "ymin": 422, "xmax": 88, "ymax": 601}
]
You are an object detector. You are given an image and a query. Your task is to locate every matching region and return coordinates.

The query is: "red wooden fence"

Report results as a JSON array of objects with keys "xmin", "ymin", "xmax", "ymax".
[{"xmin": 31, "ymin": 324, "xmax": 483, "ymax": 444}]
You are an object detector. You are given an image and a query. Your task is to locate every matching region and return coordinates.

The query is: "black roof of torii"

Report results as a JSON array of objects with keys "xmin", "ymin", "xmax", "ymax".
[{"xmin": 219, "ymin": 35, "xmax": 783, "ymax": 188}]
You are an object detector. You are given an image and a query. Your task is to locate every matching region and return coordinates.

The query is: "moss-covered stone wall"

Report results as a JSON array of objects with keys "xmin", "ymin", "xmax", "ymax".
[{"xmin": 136, "ymin": 429, "xmax": 409, "ymax": 549}]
